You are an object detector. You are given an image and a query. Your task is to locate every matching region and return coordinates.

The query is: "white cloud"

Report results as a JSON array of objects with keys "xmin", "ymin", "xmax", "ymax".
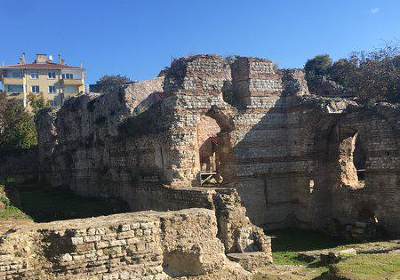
[{"xmin": 370, "ymin": 7, "xmax": 380, "ymax": 14}]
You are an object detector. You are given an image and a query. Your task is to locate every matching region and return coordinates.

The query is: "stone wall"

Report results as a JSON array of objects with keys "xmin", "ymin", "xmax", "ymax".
[
  {"xmin": 298, "ymin": 101, "xmax": 400, "ymax": 233},
  {"xmin": 0, "ymin": 208, "xmax": 252, "ymax": 279},
  {"xmin": 36, "ymin": 54, "xmax": 400, "ymax": 236},
  {"xmin": 0, "ymin": 149, "xmax": 38, "ymax": 183},
  {"xmin": 91, "ymin": 184, "xmax": 272, "ymax": 256},
  {"xmin": 35, "ymin": 71, "xmax": 272, "ymax": 259}
]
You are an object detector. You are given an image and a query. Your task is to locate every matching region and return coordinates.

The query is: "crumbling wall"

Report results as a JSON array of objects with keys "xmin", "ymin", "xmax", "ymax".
[
  {"xmin": 36, "ymin": 77, "xmax": 169, "ymax": 193},
  {"xmin": 284, "ymin": 96, "xmax": 400, "ymax": 235},
  {"xmin": 89, "ymin": 184, "xmax": 272, "ymax": 257},
  {"xmin": 36, "ymin": 54, "xmax": 400, "ymax": 236},
  {"xmin": 227, "ymin": 60, "xmax": 310, "ymax": 227},
  {"xmin": 0, "ymin": 208, "xmax": 251, "ymax": 279},
  {"xmin": 35, "ymin": 65, "xmax": 272, "ymax": 257}
]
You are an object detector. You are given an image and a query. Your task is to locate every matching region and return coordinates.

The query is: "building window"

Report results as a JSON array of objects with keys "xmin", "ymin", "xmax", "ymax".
[
  {"xmin": 30, "ymin": 72, "xmax": 39, "ymax": 79},
  {"xmin": 51, "ymin": 99, "xmax": 57, "ymax": 106},
  {"xmin": 5, "ymin": 84, "xmax": 24, "ymax": 93},
  {"xmin": 31, "ymin": 86, "xmax": 40, "ymax": 93},
  {"xmin": 49, "ymin": 86, "xmax": 56, "ymax": 93},
  {"xmin": 62, "ymin": 73, "xmax": 74, "ymax": 79},
  {"xmin": 48, "ymin": 72, "xmax": 56, "ymax": 79},
  {"xmin": 11, "ymin": 71, "xmax": 23, "ymax": 78},
  {"xmin": 64, "ymin": 86, "xmax": 75, "ymax": 94}
]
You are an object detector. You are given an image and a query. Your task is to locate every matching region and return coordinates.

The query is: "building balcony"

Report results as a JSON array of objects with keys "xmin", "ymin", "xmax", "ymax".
[
  {"xmin": 60, "ymin": 79, "xmax": 84, "ymax": 86},
  {"xmin": 2, "ymin": 77, "xmax": 24, "ymax": 84},
  {"xmin": 1, "ymin": 91, "xmax": 26, "ymax": 99}
]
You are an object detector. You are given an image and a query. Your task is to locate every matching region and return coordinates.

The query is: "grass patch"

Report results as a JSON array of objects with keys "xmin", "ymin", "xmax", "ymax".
[
  {"xmin": 0, "ymin": 182, "xmax": 32, "ymax": 221},
  {"xmin": 17, "ymin": 185, "xmax": 126, "ymax": 222},
  {"xmin": 267, "ymin": 228, "xmax": 350, "ymax": 265},
  {"xmin": 0, "ymin": 206, "xmax": 31, "ymax": 220},
  {"xmin": 330, "ymin": 253, "xmax": 400, "ymax": 280}
]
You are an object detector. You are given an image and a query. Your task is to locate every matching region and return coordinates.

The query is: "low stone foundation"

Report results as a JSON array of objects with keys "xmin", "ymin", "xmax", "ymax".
[
  {"xmin": 115, "ymin": 185, "xmax": 272, "ymax": 255},
  {"xmin": 0, "ymin": 209, "xmax": 254, "ymax": 279}
]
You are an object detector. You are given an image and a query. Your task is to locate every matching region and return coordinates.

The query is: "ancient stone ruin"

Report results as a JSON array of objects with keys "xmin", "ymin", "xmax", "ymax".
[
  {"xmin": 0, "ymin": 209, "xmax": 260, "ymax": 279},
  {"xmin": 1, "ymin": 54, "xmax": 399, "ymax": 279}
]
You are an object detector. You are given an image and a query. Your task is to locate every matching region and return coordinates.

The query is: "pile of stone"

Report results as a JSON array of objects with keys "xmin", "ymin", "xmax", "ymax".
[{"xmin": 298, "ymin": 248, "xmax": 357, "ymax": 265}]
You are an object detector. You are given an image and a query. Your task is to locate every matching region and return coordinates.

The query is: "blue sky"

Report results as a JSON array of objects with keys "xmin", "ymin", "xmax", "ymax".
[{"xmin": 1, "ymin": 0, "xmax": 399, "ymax": 83}]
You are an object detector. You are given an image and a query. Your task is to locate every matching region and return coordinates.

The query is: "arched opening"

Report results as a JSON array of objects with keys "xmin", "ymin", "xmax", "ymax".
[
  {"xmin": 353, "ymin": 205, "xmax": 383, "ymax": 240},
  {"xmin": 358, "ymin": 208, "xmax": 378, "ymax": 224},
  {"xmin": 353, "ymin": 133, "xmax": 367, "ymax": 182},
  {"xmin": 196, "ymin": 115, "xmax": 222, "ymax": 186},
  {"xmin": 325, "ymin": 126, "xmax": 366, "ymax": 189},
  {"xmin": 338, "ymin": 130, "xmax": 366, "ymax": 188}
]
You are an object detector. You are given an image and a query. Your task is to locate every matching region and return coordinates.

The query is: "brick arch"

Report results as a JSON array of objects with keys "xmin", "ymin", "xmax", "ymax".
[
  {"xmin": 300, "ymin": 110, "xmax": 370, "ymax": 182},
  {"xmin": 187, "ymin": 106, "xmax": 236, "ymax": 186},
  {"xmin": 300, "ymin": 107, "xmax": 400, "ymax": 233},
  {"xmin": 204, "ymin": 106, "xmax": 236, "ymax": 184},
  {"xmin": 196, "ymin": 115, "xmax": 221, "ymax": 173},
  {"xmin": 307, "ymin": 118, "xmax": 371, "ymax": 195},
  {"xmin": 166, "ymin": 104, "xmax": 236, "ymax": 187},
  {"xmin": 205, "ymin": 105, "xmax": 235, "ymax": 132}
]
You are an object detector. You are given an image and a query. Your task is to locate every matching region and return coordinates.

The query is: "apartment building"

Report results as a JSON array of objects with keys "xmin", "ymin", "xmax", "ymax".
[{"xmin": 0, "ymin": 53, "xmax": 85, "ymax": 108}]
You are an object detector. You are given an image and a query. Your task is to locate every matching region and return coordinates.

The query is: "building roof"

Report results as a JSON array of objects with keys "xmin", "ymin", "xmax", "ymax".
[{"xmin": 0, "ymin": 63, "xmax": 84, "ymax": 70}]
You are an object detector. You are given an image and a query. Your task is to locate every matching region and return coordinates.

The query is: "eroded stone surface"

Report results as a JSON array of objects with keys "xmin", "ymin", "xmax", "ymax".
[
  {"xmin": 33, "ymin": 54, "xmax": 400, "ymax": 237},
  {"xmin": 0, "ymin": 209, "xmax": 252, "ymax": 279},
  {"xmin": 0, "ymin": 53, "xmax": 391, "ymax": 278}
]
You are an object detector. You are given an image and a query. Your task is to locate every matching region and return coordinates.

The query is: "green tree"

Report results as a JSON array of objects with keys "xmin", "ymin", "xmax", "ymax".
[
  {"xmin": 304, "ymin": 45, "xmax": 400, "ymax": 103},
  {"xmin": 304, "ymin": 54, "xmax": 333, "ymax": 92},
  {"xmin": 27, "ymin": 93, "xmax": 51, "ymax": 115},
  {"xmin": 0, "ymin": 96, "xmax": 37, "ymax": 151},
  {"xmin": 340, "ymin": 45, "xmax": 400, "ymax": 103},
  {"xmin": 329, "ymin": 58, "xmax": 356, "ymax": 86},
  {"xmin": 93, "ymin": 75, "xmax": 134, "ymax": 94},
  {"xmin": 393, "ymin": 55, "xmax": 400, "ymax": 69},
  {"xmin": 305, "ymin": 54, "xmax": 333, "ymax": 76}
]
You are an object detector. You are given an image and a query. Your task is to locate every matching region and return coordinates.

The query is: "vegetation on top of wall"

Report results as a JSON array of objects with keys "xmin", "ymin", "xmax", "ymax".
[
  {"xmin": 304, "ymin": 54, "xmax": 333, "ymax": 94},
  {"xmin": 223, "ymin": 55, "xmax": 239, "ymax": 65},
  {"xmin": 305, "ymin": 44, "xmax": 400, "ymax": 104},
  {"xmin": 92, "ymin": 75, "xmax": 134, "ymax": 94},
  {"xmin": 0, "ymin": 95, "xmax": 37, "ymax": 155}
]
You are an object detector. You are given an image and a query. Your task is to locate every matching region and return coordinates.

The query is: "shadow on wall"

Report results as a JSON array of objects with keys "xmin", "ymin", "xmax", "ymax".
[
  {"xmin": 34, "ymin": 55, "xmax": 400, "ymax": 237},
  {"xmin": 231, "ymin": 88, "xmax": 398, "ymax": 235},
  {"xmin": 222, "ymin": 68, "xmax": 302, "ymax": 229},
  {"xmin": 309, "ymin": 119, "xmax": 366, "ymax": 230},
  {"xmin": 305, "ymin": 108, "xmax": 399, "ymax": 235}
]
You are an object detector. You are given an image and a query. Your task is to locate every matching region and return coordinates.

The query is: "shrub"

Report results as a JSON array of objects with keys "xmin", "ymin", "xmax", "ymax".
[
  {"xmin": 0, "ymin": 96, "xmax": 37, "ymax": 151},
  {"xmin": 304, "ymin": 44, "xmax": 400, "ymax": 103}
]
